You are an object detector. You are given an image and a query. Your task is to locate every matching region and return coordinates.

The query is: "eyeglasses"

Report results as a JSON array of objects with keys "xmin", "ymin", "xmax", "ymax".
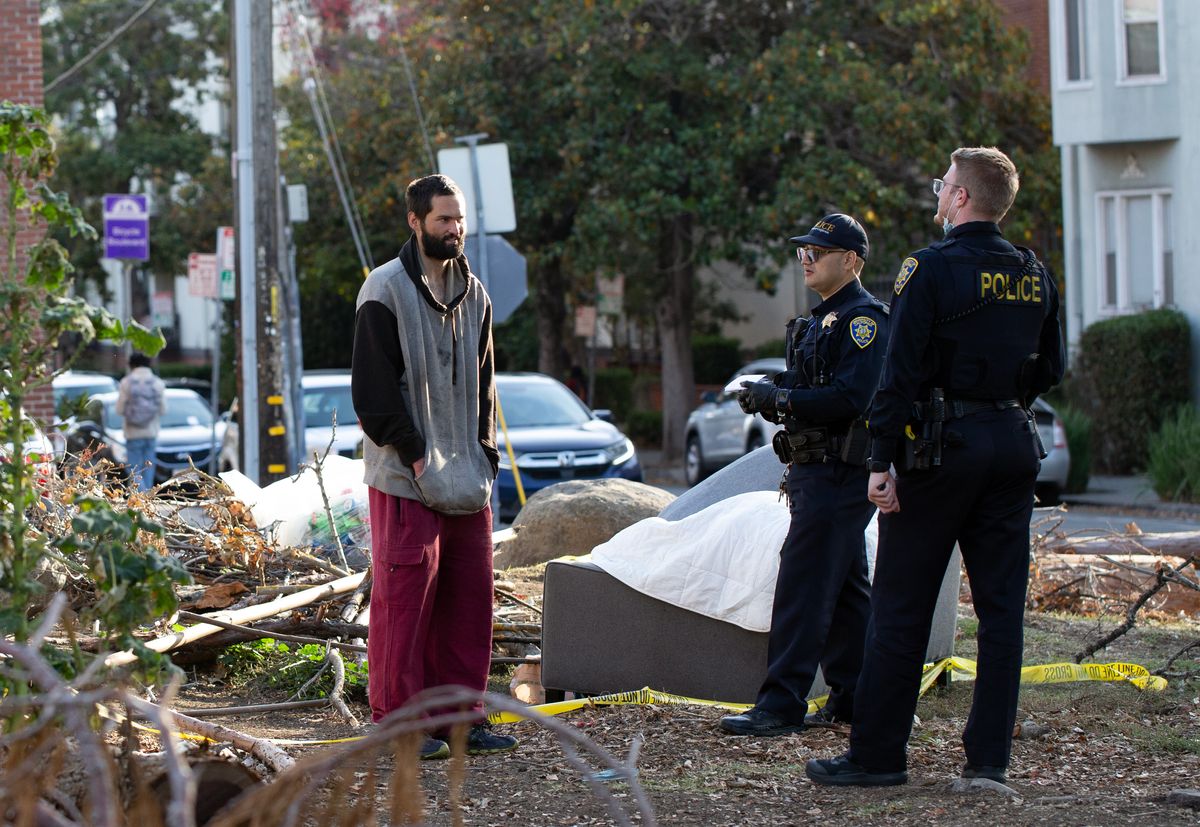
[
  {"xmin": 796, "ymin": 246, "xmax": 845, "ymax": 264},
  {"xmin": 932, "ymin": 178, "xmax": 968, "ymax": 197}
]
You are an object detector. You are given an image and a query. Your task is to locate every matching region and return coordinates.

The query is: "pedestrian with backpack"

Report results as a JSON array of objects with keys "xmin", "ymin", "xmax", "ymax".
[{"xmin": 116, "ymin": 352, "xmax": 166, "ymax": 493}]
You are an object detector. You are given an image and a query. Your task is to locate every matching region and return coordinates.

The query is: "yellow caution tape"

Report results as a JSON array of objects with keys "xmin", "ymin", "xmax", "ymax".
[
  {"xmin": 489, "ymin": 658, "xmax": 1166, "ymax": 725},
  {"xmin": 268, "ymin": 425, "xmax": 286, "ymax": 436},
  {"xmin": 267, "ymin": 395, "xmax": 284, "ymax": 405},
  {"xmin": 122, "ymin": 658, "xmax": 1169, "ymax": 747}
]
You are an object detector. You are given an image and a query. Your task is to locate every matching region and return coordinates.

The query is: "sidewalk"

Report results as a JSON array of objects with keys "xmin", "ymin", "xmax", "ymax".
[
  {"xmin": 639, "ymin": 448, "xmax": 686, "ymax": 488},
  {"xmin": 1062, "ymin": 474, "xmax": 1200, "ymax": 520}
]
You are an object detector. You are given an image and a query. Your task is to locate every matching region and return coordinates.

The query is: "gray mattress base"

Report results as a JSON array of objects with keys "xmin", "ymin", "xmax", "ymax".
[{"xmin": 541, "ymin": 554, "xmax": 961, "ymax": 705}]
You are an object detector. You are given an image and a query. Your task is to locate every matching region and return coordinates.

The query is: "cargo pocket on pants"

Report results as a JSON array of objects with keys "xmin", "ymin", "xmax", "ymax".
[{"xmin": 373, "ymin": 497, "xmax": 437, "ymax": 606}]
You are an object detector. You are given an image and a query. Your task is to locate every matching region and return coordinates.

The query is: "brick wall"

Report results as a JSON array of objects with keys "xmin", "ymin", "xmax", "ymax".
[
  {"xmin": 995, "ymin": 0, "xmax": 1051, "ymax": 94},
  {"xmin": 1, "ymin": 0, "xmax": 54, "ymax": 421}
]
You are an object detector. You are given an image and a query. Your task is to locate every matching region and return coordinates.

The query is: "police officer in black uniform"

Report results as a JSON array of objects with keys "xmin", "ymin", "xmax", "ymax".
[
  {"xmin": 719, "ymin": 214, "xmax": 888, "ymax": 737},
  {"xmin": 807, "ymin": 148, "xmax": 1065, "ymax": 787}
]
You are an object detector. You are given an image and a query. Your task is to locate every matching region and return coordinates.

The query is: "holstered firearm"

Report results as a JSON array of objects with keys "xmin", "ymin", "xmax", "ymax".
[{"xmin": 902, "ymin": 388, "xmax": 946, "ymax": 471}]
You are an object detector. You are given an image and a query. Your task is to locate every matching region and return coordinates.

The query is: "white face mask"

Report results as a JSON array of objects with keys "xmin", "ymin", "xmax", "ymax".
[{"xmin": 941, "ymin": 198, "xmax": 959, "ymax": 236}]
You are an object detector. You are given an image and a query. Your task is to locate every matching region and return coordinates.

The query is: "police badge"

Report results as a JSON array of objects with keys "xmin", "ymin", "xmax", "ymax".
[
  {"xmin": 894, "ymin": 257, "xmax": 918, "ymax": 295},
  {"xmin": 849, "ymin": 316, "xmax": 877, "ymax": 349}
]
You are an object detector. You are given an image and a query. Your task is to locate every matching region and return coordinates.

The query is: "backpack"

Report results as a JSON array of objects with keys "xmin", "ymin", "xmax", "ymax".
[{"xmin": 124, "ymin": 374, "xmax": 161, "ymax": 428}]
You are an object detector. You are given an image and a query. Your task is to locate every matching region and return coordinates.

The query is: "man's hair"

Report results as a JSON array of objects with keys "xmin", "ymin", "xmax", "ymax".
[
  {"xmin": 405, "ymin": 174, "xmax": 463, "ymax": 222},
  {"xmin": 129, "ymin": 352, "xmax": 151, "ymax": 369},
  {"xmin": 951, "ymin": 146, "xmax": 1019, "ymax": 221}
]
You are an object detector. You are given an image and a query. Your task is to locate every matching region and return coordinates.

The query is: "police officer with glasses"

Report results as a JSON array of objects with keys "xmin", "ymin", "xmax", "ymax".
[
  {"xmin": 806, "ymin": 147, "xmax": 1065, "ymax": 788},
  {"xmin": 718, "ymin": 214, "xmax": 888, "ymax": 738}
]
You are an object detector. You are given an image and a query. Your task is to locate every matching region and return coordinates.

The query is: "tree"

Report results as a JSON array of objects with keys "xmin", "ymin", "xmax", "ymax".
[
  {"xmin": 274, "ymin": 0, "xmax": 1060, "ymax": 459},
  {"xmin": 41, "ymin": 0, "xmax": 228, "ymax": 332}
]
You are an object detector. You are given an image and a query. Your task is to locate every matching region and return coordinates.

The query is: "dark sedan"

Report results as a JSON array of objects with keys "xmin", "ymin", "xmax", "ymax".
[{"xmin": 495, "ymin": 372, "xmax": 642, "ymax": 522}]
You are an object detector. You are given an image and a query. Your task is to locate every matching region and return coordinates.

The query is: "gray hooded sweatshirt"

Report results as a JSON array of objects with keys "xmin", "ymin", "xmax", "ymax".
[{"xmin": 351, "ymin": 236, "xmax": 498, "ymax": 515}]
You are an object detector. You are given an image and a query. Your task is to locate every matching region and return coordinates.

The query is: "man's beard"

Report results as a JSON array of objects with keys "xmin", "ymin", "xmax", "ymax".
[{"xmin": 419, "ymin": 230, "xmax": 464, "ymax": 261}]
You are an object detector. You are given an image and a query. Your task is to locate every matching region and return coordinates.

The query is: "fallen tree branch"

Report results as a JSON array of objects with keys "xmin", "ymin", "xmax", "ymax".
[
  {"xmin": 495, "ymin": 585, "xmax": 541, "ymax": 615},
  {"xmin": 1073, "ymin": 557, "xmax": 1195, "ymax": 663},
  {"xmin": 175, "ymin": 698, "xmax": 329, "ymax": 718},
  {"xmin": 1155, "ymin": 638, "xmax": 1200, "ymax": 678},
  {"xmin": 1040, "ymin": 530, "xmax": 1200, "ymax": 557},
  {"xmin": 105, "ymin": 571, "xmax": 366, "ymax": 668},
  {"xmin": 175, "ymin": 611, "xmax": 366, "ymax": 654},
  {"xmin": 156, "ymin": 707, "xmax": 295, "ymax": 773},
  {"xmin": 325, "ymin": 647, "xmax": 359, "ymax": 727}
]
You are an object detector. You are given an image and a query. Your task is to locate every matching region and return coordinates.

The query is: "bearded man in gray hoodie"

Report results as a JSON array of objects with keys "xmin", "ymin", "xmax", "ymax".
[{"xmin": 352, "ymin": 174, "xmax": 515, "ymax": 759}]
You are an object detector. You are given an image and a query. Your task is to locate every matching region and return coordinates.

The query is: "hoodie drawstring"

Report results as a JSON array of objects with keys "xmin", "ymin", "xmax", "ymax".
[{"xmin": 451, "ymin": 312, "xmax": 458, "ymax": 385}]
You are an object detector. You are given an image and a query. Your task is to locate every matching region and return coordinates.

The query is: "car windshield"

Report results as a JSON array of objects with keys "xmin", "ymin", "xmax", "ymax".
[
  {"xmin": 104, "ymin": 394, "xmax": 213, "ymax": 429},
  {"xmin": 497, "ymin": 378, "xmax": 592, "ymax": 428},
  {"xmin": 304, "ymin": 385, "xmax": 355, "ymax": 430},
  {"xmin": 55, "ymin": 381, "xmax": 117, "ymax": 406}
]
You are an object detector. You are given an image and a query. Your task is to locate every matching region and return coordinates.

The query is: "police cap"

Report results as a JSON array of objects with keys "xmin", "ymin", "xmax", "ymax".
[{"xmin": 790, "ymin": 213, "xmax": 869, "ymax": 259}]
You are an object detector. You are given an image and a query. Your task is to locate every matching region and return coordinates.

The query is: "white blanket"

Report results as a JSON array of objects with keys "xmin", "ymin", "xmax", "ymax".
[{"xmin": 591, "ymin": 491, "xmax": 877, "ymax": 633}]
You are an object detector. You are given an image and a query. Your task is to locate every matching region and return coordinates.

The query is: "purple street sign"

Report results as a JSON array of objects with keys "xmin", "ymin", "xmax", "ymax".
[{"xmin": 103, "ymin": 194, "xmax": 149, "ymax": 261}]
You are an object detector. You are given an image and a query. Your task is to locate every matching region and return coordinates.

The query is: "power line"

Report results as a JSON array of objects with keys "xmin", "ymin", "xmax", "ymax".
[{"xmin": 44, "ymin": 0, "xmax": 165, "ymax": 94}]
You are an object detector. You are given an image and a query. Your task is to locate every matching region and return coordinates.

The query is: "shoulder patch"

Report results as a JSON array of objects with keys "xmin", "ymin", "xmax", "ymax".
[
  {"xmin": 894, "ymin": 257, "xmax": 919, "ymax": 295},
  {"xmin": 849, "ymin": 316, "xmax": 878, "ymax": 349}
]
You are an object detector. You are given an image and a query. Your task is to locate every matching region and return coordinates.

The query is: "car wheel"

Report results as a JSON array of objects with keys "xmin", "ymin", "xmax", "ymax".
[
  {"xmin": 684, "ymin": 435, "xmax": 708, "ymax": 487},
  {"xmin": 746, "ymin": 431, "xmax": 766, "ymax": 454}
]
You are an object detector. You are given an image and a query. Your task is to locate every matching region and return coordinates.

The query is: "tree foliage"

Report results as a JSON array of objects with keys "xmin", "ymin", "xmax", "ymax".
[
  {"xmin": 41, "ymin": 0, "xmax": 229, "ymax": 309},
  {"xmin": 277, "ymin": 0, "xmax": 1059, "ymax": 455}
]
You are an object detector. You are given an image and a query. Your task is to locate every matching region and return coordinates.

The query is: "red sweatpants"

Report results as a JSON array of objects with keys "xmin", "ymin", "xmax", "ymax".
[{"xmin": 367, "ymin": 487, "xmax": 494, "ymax": 722}]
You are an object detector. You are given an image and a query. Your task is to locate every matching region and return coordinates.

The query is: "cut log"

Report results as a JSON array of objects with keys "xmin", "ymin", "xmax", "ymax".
[{"xmin": 1038, "ymin": 531, "xmax": 1200, "ymax": 558}]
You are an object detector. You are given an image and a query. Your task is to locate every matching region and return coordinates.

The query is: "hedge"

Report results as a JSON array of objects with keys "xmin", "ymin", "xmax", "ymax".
[{"xmin": 1069, "ymin": 309, "xmax": 1192, "ymax": 473}]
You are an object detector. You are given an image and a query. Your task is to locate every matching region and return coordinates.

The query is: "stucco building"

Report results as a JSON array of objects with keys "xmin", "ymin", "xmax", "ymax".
[{"xmin": 1050, "ymin": 0, "xmax": 1197, "ymax": 393}]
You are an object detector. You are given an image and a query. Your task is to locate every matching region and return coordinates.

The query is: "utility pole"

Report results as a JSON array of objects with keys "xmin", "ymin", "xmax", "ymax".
[{"xmin": 233, "ymin": 0, "xmax": 292, "ymax": 484}]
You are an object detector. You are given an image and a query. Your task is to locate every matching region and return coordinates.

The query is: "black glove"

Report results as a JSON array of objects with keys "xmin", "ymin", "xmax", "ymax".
[{"xmin": 738, "ymin": 379, "xmax": 780, "ymax": 416}]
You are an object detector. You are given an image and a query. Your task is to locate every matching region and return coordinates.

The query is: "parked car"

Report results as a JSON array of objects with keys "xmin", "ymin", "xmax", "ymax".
[
  {"xmin": 219, "ymin": 371, "xmax": 363, "ymax": 472},
  {"xmin": 684, "ymin": 357, "xmax": 786, "ymax": 486},
  {"xmin": 64, "ymin": 388, "xmax": 226, "ymax": 485},
  {"xmin": 495, "ymin": 372, "xmax": 642, "ymax": 522},
  {"xmin": 300, "ymin": 371, "xmax": 362, "ymax": 461},
  {"xmin": 52, "ymin": 370, "xmax": 118, "ymax": 419},
  {"xmin": 1032, "ymin": 397, "xmax": 1069, "ymax": 504},
  {"xmin": 2, "ymin": 414, "xmax": 65, "ymax": 495}
]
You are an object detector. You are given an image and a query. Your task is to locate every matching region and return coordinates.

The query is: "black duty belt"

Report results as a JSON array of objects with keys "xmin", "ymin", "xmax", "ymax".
[{"xmin": 914, "ymin": 398, "xmax": 1021, "ymax": 420}]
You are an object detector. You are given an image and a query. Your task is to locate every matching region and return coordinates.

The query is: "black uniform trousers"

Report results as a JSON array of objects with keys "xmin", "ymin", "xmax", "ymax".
[
  {"xmin": 849, "ymin": 407, "xmax": 1039, "ymax": 771},
  {"xmin": 756, "ymin": 458, "xmax": 873, "ymax": 723}
]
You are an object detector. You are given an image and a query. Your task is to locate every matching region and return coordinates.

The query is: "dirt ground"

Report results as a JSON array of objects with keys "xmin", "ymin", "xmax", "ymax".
[{"xmin": 177, "ymin": 570, "xmax": 1200, "ymax": 826}]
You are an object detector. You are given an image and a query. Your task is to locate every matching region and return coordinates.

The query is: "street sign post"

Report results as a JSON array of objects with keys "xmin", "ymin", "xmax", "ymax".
[{"xmin": 102, "ymin": 194, "xmax": 149, "ymax": 261}]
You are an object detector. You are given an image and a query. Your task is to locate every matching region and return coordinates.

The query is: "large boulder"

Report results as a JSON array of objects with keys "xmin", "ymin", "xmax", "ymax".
[{"xmin": 495, "ymin": 478, "xmax": 675, "ymax": 569}]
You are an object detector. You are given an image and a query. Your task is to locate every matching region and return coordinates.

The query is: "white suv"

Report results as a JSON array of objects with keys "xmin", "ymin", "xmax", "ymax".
[{"xmin": 683, "ymin": 358, "xmax": 787, "ymax": 486}]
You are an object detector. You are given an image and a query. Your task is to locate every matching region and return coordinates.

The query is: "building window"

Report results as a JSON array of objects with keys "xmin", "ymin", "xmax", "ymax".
[
  {"xmin": 1064, "ymin": 0, "xmax": 1089, "ymax": 82},
  {"xmin": 1119, "ymin": 0, "xmax": 1164, "ymax": 81},
  {"xmin": 1096, "ymin": 189, "xmax": 1172, "ymax": 313}
]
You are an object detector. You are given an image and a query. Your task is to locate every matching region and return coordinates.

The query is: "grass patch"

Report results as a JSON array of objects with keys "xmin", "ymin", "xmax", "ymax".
[
  {"xmin": 218, "ymin": 638, "xmax": 368, "ymax": 702},
  {"xmin": 1125, "ymin": 723, "xmax": 1200, "ymax": 755}
]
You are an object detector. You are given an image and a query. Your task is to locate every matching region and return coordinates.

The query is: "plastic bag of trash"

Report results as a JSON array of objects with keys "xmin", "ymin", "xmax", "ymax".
[{"xmin": 220, "ymin": 455, "xmax": 371, "ymax": 568}]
